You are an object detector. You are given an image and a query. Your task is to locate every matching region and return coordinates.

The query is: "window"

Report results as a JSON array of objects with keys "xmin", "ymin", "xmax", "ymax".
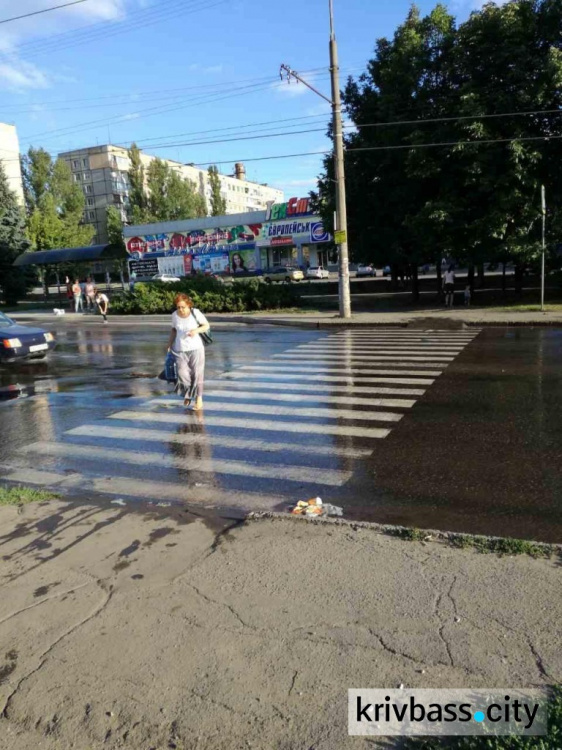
[
  {"xmin": 84, "ymin": 185, "xmax": 93, "ymax": 194},
  {"xmin": 84, "ymin": 171, "xmax": 91, "ymax": 180},
  {"xmin": 87, "ymin": 211, "xmax": 95, "ymax": 221},
  {"xmin": 72, "ymin": 160, "xmax": 79, "ymax": 169},
  {"xmin": 82, "ymin": 158, "xmax": 89, "ymax": 168},
  {"xmin": 87, "ymin": 198, "xmax": 94, "ymax": 206},
  {"xmin": 73, "ymin": 173, "xmax": 80, "ymax": 182}
]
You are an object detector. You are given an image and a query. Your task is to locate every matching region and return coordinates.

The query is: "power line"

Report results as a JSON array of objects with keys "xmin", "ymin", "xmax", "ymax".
[
  {"xmin": 346, "ymin": 133, "xmax": 562, "ymax": 153},
  {"xmin": 192, "ymin": 150, "xmax": 331, "ymax": 166},
  {"xmin": 11, "ymin": 0, "xmax": 227, "ymax": 60},
  {"xmin": 0, "ymin": 0, "xmax": 88, "ymax": 25},
  {"xmin": 354, "ymin": 107, "xmax": 562, "ymax": 130}
]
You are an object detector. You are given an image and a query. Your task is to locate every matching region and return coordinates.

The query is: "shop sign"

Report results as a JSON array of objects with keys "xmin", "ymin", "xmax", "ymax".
[
  {"xmin": 334, "ymin": 229, "xmax": 347, "ymax": 245},
  {"xmin": 271, "ymin": 237, "xmax": 293, "ymax": 246},
  {"xmin": 266, "ymin": 196, "xmax": 313, "ymax": 221},
  {"xmin": 193, "ymin": 252, "xmax": 230, "ymax": 274},
  {"xmin": 257, "ymin": 217, "xmax": 330, "ymax": 246}
]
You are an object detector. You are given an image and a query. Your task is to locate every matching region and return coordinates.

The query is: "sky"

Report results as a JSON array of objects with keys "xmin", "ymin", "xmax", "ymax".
[{"xmin": 0, "ymin": 0, "xmax": 497, "ymax": 199}]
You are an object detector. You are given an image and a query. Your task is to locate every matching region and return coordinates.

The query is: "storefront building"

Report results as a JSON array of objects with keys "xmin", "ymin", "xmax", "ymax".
[{"xmin": 122, "ymin": 198, "xmax": 331, "ymax": 277}]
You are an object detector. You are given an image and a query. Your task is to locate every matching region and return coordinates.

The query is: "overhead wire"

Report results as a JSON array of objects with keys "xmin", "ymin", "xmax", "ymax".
[
  {"xmin": 9, "ymin": 0, "xmax": 228, "ymax": 60},
  {"xmin": 0, "ymin": 0, "xmax": 88, "ymax": 25}
]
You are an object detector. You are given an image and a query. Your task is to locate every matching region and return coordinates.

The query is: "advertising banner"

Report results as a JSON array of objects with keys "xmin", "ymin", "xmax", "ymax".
[
  {"xmin": 229, "ymin": 249, "xmax": 257, "ymax": 273},
  {"xmin": 193, "ymin": 252, "xmax": 230, "ymax": 274},
  {"xmin": 126, "ymin": 224, "xmax": 262, "ymax": 258},
  {"xmin": 128, "ymin": 257, "xmax": 159, "ymax": 277}
]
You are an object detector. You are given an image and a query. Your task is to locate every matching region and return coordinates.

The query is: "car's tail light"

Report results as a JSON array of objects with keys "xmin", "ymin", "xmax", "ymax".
[
  {"xmin": 44, "ymin": 333, "xmax": 55, "ymax": 342},
  {"xmin": 3, "ymin": 338, "xmax": 22, "ymax": 349}
]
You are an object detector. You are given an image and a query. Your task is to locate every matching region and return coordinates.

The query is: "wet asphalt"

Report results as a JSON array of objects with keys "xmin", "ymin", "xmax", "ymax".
[{"xmin": 0, "ymin": 322, "xmax": 561, "ymax": 543}]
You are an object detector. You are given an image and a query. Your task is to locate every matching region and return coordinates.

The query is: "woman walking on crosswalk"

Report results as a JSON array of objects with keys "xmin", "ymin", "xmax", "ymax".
[{"xmin": 167, "ymin": 293, "xmax": 210, "ymax": 411}]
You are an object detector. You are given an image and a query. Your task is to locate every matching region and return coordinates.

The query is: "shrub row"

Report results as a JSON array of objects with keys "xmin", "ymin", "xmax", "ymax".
[{"xmin": 111, "ymin": 277, "xmax": 297, "ymax": 314}]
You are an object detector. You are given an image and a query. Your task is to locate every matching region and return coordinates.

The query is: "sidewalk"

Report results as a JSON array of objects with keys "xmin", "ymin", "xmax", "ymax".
[
  {"xmin": 10, "ymin": 306, "xmax": 562, "ymax": 328},
  {"xmin": 0, "ymin": 498, "xmax": 560, "ymax": 750}
]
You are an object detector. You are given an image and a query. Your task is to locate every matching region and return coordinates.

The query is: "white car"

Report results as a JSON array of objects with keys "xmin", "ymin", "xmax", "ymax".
[
  {"xmin": 306, "ymin": 266, "xmax": 330, "ymax": 279},
  {"xmin": 152, "ymin": 273, "xmax": 181, "ymax": 283}
]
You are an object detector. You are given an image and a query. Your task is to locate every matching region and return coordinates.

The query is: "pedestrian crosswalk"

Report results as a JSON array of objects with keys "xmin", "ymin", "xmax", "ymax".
[{"xmin": 2, "ymin": 327, "xmax": 482, "ymax": 512}]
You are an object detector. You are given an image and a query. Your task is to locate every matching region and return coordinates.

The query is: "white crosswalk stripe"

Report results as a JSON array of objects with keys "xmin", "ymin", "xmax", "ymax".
[
  {"xmin": 18, "ymin": 441, "xmax": 352, "ymax": 486},
  {"xmin": 201, "ymin": 388, "xmax": 416, "ymax": 409},
  {"xmin": 148, "ymin": 399, "xmax": 404, "ymax": 423},
  {"xmin": 221, "ymin": 370, "xmax": 437, "ymax": 385},
  {"xmin": 109, "ymin": 410, "xmax": 392, "ymax": 439},
  {"xmin": 5, "ymin": 327, "xmax": 480, "ymax": 510},
  {"xmin": 205, "ymin": 379, "xmax": 427, "ymax": 396},
  {"xmin": 67, "ymin": 424, "xmax": 374, "ymax": 458}
]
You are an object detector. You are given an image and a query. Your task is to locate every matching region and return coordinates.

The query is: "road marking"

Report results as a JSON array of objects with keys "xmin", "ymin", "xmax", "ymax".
[
  {"xmin": 18, "ymin": 441, "xmax": 352, "ymax": 486},
  {"xmin": 109, "ymin": 411, "xmax": 392, "ymax": 439},
  {"xmin": 205, "ymin": 379, "xmax": 426, "ymax": 396},
  {"xmin": 293, "ymin": 344, "xmax": 465, "ymax": 352},
  {"xmin": 148, "ymin": 399, "xmax": 404, "ymax": 423},
  {"xmin": 246, "ymin": 363, "xmax": 442, "ymax": 376},
  {"xmin": 67, "ymin": 424, "xmax": 374, "ymax": 458},
  {"xmin": 223, "ymin": 370, "xmax": 436, "ymax": 385},
  {"xmin": 161, "ymin": 389, "xmax": 416, "ymax": 408},
  {"xmin": 273, "ymin": 353, "xmax": 454, "ymax": 362}
]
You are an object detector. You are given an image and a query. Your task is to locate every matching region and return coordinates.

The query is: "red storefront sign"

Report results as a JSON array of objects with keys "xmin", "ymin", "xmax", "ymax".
[{"xmin": 271, "ymin": 236, "xmax": 294, "ymax": 246}]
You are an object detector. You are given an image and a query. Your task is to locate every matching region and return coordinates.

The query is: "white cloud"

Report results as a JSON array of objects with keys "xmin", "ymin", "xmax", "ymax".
[
  {"xmin": 275, "ymin": 80, "xmax": 309, "ymax": 97},
  {"xmin": 0, "ymin": 0, "xmax": 140, "ymax": 90},
  {"xmin": 0, "ymin": 59, "xmax": 49, "ymax": 89},
  {"xmin": 450, "ymin": 0, "xmax": 510, "ymax": 12},
  {"xmin": 121, "ymin": 112, "xmax": 140, "ymax": 120},
  {"xmin": 187, "ymin": 63, "xmax": 224, "ymax": 74}
]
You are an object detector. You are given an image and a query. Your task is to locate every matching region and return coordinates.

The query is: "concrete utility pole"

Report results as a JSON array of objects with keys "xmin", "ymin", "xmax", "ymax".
[
  {"xmin": 541, "ymin": 184, "xmax": 546, "ymax": 312},
  {"xmin": 280, "ymin": 1, "xmax": 351, "ymax": 319}
]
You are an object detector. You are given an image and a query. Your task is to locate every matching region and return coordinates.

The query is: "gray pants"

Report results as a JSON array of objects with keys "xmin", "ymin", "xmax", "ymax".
[{"xmin": 174, "ymin": 348, "xmax": 205, "ymax": 400}]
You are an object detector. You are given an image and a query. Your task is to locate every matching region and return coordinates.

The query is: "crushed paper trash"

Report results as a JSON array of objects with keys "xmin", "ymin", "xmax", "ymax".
[
  {"xmin": 289, "ymin": 497, "xmax": 343, "ymax": 518},
  {"xmin": 110, "ymin": 498, "xmax": 127, "ymax": 506}
]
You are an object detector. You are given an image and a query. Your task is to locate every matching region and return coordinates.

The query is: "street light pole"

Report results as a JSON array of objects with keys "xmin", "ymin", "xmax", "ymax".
[
  {"xmin": 328, "ymin": 0, "xmax": 351, "ymax": 318},
  {"xmin": 279, "ymin": 1, "xmax": 351, "ymax": 319},
  {"xmin": 541, "ymin": 184, "xmax": 546, "ymax": 312}
]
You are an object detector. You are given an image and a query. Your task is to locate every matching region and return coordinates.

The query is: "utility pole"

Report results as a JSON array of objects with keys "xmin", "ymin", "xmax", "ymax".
[
  {"xmin": 541, "ymin": 184, "xmax": 546, "ymax": 311},
  {"xmin": 279, "ymin": 1, "xmax": 351, "ymax": 318}
]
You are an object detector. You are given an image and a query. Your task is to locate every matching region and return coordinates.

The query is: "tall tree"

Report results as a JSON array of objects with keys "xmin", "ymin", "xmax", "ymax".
[
  {"xmin": 106, "ymin": 205, "xmax": 126, "ymax": 252},
  {"xmin": 143, "ymin": 157, "xmax": 207, "ymax": 222},
  {"xmin": 21, "ymin": 147, "xmax": 94, "ymax": 251},
  {"xmin": 0, "ymin": 161, "xmax": 32, "ymax": 304},
  {"xmin": 128, "ymin": 142, "xmax": 148, "ymax": 224},
  {"xmin": 208, "ymin": 165, "xmax": 227, "ymax": 216}
]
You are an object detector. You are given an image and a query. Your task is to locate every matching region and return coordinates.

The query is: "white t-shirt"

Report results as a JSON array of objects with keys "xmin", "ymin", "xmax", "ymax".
[
  {"xmin": 171, "ymin": 309, "xmax": 209, "ymax": 352},
  {"xmin": 444, "ymin": 270, "xmax": 455, "ymax": 284}
]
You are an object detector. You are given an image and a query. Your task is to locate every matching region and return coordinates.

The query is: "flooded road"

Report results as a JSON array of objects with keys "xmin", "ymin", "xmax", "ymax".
[{"xmin": 1, "ymin": 321, "xmax": 561, "ymax": 542}]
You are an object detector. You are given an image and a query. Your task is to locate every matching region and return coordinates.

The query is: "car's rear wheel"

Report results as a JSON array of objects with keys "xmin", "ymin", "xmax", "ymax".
[
  {"xmin": 265, "ymin": 277, "xmax": 272, "ymax": 284},
  {"xmin": 285, "ymin": 277, "xmax": 291, "ymax": 283}
]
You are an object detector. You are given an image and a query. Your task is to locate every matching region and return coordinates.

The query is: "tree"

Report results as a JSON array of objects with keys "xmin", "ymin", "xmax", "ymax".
[
  {"xmin": 21, "ymin": 147, "xmax": 94, "ymax": 251},
  {"xmin": 128, "ymin": 142, "xmax": 148, "ymax": 224},
  {"xmin": 0, "ymin": 161, "xmax": 32, "ymax": 304},
  {"xmin": 208, "ymin": 165, "xmax": 227, "ymax": 216},
  {"xmin": 106, "ymin": 205, "xmax": 126, "ymax": 252},
  {"xmin": 142, "ymin": 157, "xmax": 207, "ymax": 222}
]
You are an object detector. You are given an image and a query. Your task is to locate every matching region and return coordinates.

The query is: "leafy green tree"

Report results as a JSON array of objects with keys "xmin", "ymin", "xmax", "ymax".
[
  {"xmin": 208, "ymin": 165, "xmax": 227, "ymax": 216},
  {"xmin": 128, "ymin": 142, "xmax": 148, "ymax": 224},
  {"xmin": 0, "ymin": 161, "xmax": 32, "ymax": 304},
  {"xmin": 143, "ymin": 157, "xmax": 207, "ymax": 222},
  {"xmin": 106, "ymin": 205, "xmax": 126, "ymax": 252},
  {"xmin": 22, "ymin": 147, "xmax": 94, "ymax": 251}
]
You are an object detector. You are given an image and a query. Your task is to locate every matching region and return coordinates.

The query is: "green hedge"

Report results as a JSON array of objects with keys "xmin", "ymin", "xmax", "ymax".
[{"xmin": 111, "ymin": 277, "xmax": 297, "ymax": 314}]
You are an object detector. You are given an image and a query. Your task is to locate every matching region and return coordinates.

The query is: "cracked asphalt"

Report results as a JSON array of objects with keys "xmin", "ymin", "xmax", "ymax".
[{"xmin": 0, "ymin": 499, "xmax": 560, "ymax": 750}]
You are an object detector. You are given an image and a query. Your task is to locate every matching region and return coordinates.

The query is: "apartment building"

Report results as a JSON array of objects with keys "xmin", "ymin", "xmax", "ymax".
[
  {"xmin": 58, "ymin": 144, "xmax": 283, "ymax": 244},
  {"xmin": 0, "ymin": 123, "xmax": 25, "ymax": 206}
]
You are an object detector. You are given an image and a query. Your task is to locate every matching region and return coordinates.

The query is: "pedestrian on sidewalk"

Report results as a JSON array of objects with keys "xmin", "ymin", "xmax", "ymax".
[
  {"xmin": 464, "ymin": 285, "xmax": 471, "ymax": 307},
  {"xmin": 443, "ymin": 266, "xmax": 455, "ymax": 308},
  {"xmin": 85, "ymin": 277, "xmax": 96, "ymax": 311},
  {"xmin": 72, "ymin": 279, "xmax": 83, "ymax": 313},
  {"xmin": 94, "ymin": 288, "xmax": 109, "ymax": 323},
  {"xmin": 167, "ymin": 293, "xmax": 210, "ymax": 411}
]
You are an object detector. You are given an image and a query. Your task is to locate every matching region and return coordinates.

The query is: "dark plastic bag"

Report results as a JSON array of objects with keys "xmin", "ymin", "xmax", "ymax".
[{"xmin": 158, "ymin": 351, "xmax": 178, "ymax": 383}]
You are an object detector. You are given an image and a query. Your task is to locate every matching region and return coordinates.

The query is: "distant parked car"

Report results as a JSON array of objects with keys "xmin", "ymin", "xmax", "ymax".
[
  {"xmin": 382, "ymin": 265, "xmax": 391, "ymax": 277},
  {"xmin": 356, "ymin": 264, "xmax": 375, "ymax": 277},
  {"xmin": 151, "ymin": 273, "xmax": 181, "ymax": 283},
  {"xmin": 0, "ymin": 312, "xmax": 56, "ymax": 362},
  {"xmin": 306, "ymin": 265, "xmax": 330, "ymax": 279},
  {"xmin": 263, "ymin": 266, "xmax": 304, "ymax": 283}
]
